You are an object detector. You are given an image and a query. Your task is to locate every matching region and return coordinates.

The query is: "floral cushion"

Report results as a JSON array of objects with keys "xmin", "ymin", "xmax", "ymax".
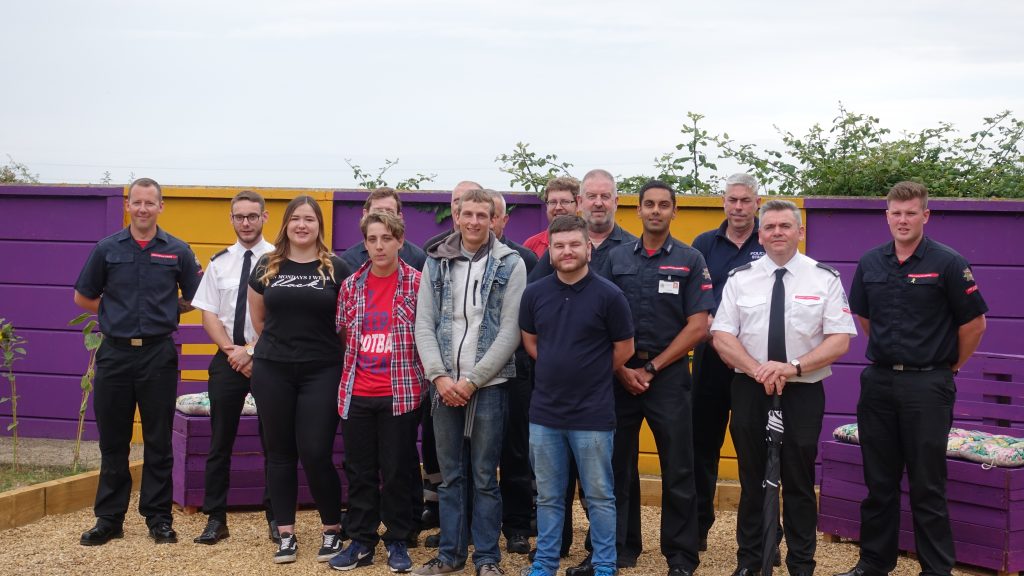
[
  {"xmin": 832, "ymin": 424, "xmax": 1024, "ymax": 468},
  {"xmin": 175, "ymin": 391, "xmax": 257, "ymax": 416}
]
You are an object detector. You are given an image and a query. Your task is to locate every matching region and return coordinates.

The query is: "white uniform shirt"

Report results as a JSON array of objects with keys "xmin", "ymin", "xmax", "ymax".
[
  {"xmin": 191, "ymin": 239, "xmax": 275, "ymax": 344},
  {"xmin": 712, "ymin": 251, "xmax": 857, "ymax": 383}
]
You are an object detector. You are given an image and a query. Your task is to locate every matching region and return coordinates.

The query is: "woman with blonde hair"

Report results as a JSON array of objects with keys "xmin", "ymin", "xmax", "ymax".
[{"xmin": 248, "ymin": 195, "xmax": 350, "ymax": 564}]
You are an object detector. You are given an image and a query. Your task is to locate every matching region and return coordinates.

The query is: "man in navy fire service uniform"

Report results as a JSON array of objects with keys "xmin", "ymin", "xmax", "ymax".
[
  {"xmin": 600, "ymin": 179, "xmax": 716, "ymax": 576},
  {"xmin": 836, "ymin": 181, "xmax": 988, "ymax": 576},
  {"xmin": 690, "ymin": 173, "xmax": 765, "ymax": 552},
  {"xmin": 74, "ymin": 177, "xmax": 202, "ymax": 546}
]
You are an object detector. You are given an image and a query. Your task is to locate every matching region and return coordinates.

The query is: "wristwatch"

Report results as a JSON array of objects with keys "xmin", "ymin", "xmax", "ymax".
[
  {"xmin": 245, "ymin": 344, "xmax": 255, "ymax": 356},
  {"xmin": 644, "ymin": 361, "xmax": 659, "ymax": 375},
  {"xmin": 790, "ymin": 358, "xmax": 802, "ymax": 377}
]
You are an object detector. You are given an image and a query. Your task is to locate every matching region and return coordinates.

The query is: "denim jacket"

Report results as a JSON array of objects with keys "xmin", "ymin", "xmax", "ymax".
[{"xmin": 415, "ymin": 232, "xmax": 526, "ymax": 389}]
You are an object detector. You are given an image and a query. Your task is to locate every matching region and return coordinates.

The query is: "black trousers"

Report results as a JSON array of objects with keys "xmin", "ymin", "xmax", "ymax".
[
  {"xmin": 691, "ymin": 341, "xmax": 733, "ymax": 539},
  {"xmin": 202, "ymin": 351, "xmax": 272, "ymax": 522},
  {"xmin": 421, "ymin": 398, "xmax": 441, "ymax": 515},
  {"xmin": 251, "ymin": 358, "xmax": 343, "ymax": 527},
  {"xmin": 613, "ymin": 358, "xmax": 699, "ymax": 570},
  {"xmin": 92, "ymin": 337, "xmax": 178, "ymax": 529},
  {"xmin": 342, "ymin": 395, "xmax": 420, "ymax": 545},
  {"xmin": 857, "ymin": 365, "xmax": 956, "ymax": 576},
  {"xmin": 730, "ymin": 374, "xmax": 823, "ymax": 574},
  {"xmin": 501, "ymin": 374, "xmax": 535, "ymax": 538}
]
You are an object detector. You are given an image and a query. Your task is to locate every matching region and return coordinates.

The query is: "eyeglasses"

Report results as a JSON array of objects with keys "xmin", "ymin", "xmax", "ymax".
[
  {"xmin": 231, "ymin": 214, "xmax": 262, "ymax": 224},
  {"xmin": 583, "ymin": 194, "xmax": 613, "ymax": 202},
  {"xmin": 546, "ymin": 199, "xmax": 577, "ymax": 207}
]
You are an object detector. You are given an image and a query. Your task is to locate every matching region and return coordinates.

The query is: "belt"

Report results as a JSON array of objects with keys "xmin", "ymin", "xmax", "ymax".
[
  {"xmin": 107, "ymin": 335, "xmax": 172, "ymax": 347},
  {"xmin": 882, "ymin": 363, "xmax": 939, "ymax": 372},
  {"xmin": 635, "ymin": 350, "xmax": 661, "ymax": 360}
]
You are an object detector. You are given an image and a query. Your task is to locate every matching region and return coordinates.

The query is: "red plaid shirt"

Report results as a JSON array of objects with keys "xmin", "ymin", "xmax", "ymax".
[{"xmin": 336, "ymin": 258, "xmax": 426, "ymax": 418}]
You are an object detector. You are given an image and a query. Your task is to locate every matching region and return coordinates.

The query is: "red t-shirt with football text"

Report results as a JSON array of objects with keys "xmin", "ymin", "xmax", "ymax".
[{"xmin": 353, "ymin": 270, "xmax": 397, "ymax": 397}]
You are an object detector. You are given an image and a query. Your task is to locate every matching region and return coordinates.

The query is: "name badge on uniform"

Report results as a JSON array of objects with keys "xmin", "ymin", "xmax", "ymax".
[{"xmin": 659, "ymin": 279, "xmax": 680, "ymax": 294}]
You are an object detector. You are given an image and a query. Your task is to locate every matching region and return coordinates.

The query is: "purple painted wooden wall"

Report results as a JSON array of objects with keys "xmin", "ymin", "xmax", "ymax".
[
  {"xmin": 803, "ymin": 197, "xmax": 1024, "ymax": 480},
  {"xmin": 4, "ymin": 188, "xmax": 1022, "ymax": 445},
  {"xmin": 0, "ymin": 186, "xmax": 124, "ymax": 439},
  {"xmin": 331, "ymin": 190, "xmax": 547, "ymax": 252}
]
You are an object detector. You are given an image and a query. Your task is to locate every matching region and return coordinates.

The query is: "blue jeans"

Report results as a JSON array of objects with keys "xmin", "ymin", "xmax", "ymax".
[
  {"xmin": 432, "ymin": 384, "xmax": 507, "ymax": 566},
  {"xmin": 529, "ymin": 424, "xmax": 616, "ymax": 576}
]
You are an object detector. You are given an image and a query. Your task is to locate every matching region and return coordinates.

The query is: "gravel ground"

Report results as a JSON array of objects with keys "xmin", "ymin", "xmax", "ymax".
[
  {"xmin": 0, "ymin": 492, "xmax": 989, "ymax": 576},
  {"xmin": 0, "ymin": 438, "xmax": 991, "ymax": 576}
]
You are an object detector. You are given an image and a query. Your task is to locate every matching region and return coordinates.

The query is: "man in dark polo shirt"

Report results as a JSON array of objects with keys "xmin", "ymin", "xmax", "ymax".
[
  {"xmin": 690, "ymin": 173, "xmax": 765, "ymax": 551},
  {"xmin": 600, "ymin": 179, "xmax": 716, "ymax": 576},
  {"xmin": 341, "ymin": 187, "xmax": 427, "ymax": 273},
  {"xmin": 519, "ymin": 215, "xmax": 635, "ymax": 576},
  {"xmin": 74, "ymin": 177, "xmax": 203, "ymax": 546},
  {"xmin": 532, "ymin": 168, "xmax": 641, "ymax": 575},
  {"xmin": 836, "ymin": 181, "xmax": 988, "ymax": 576}
]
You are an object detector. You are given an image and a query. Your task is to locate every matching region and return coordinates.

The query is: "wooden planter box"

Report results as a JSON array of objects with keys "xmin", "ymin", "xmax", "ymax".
[
  {"xmin": 818, "ymin": 353, "xmax": 1024, "ymax": 575},
  {"xmin": 172, "ymin": 411, "xmax": 348, "ymax": 511},
  {"xmin": 170, "ymin": 326, "xmax": 348, "ymax": 512}
]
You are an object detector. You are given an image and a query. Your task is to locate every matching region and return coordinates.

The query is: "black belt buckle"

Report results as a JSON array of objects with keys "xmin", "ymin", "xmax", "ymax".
[{"xmin": 111, "ymin": 335, "xmax": 168, "ymax": 347}]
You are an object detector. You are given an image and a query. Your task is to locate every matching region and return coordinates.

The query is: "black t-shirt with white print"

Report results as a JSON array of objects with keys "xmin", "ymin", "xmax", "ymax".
[{"xmin": 249, "ymin": 255, "xmax": 350, "ymax": 362}]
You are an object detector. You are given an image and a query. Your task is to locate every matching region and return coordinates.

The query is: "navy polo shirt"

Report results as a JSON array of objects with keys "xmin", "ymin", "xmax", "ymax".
[
  {"xmin": 340, "ymin": 239, "xmax": 427, "ymax": 274},
  {"xmin": 691, "ymin": 219, "xmax": 765, "ymax": 310},
  {"xmin": 75, "ymin": 227, "xmax": 203, "ymax": 338},
  {"xmin": 849, "ymin": 236, "xmax": 988, "ymax": 367},
  {"xmin": 519, "ymin": 269, "xmax": 634, "ymax": 431},
  {"xmin": 600, "ymin": 235, "xmax": 715, "ymax": 354},
  {"xmin": 528, "ymin": 224, "xmax": 639, "ymax": 283}
]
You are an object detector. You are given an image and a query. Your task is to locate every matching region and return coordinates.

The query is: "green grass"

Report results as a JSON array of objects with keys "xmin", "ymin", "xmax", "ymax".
[{"xmin": 0, "ymin": 463, "xmax": 89, "ymax": 492}]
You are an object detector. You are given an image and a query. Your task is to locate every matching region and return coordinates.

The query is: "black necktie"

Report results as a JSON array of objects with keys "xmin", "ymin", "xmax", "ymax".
[
  {"xmin": 767, "ymin": 268, "xmax": 787, "ymax": 362},
  {"xmin": 232, "ymin": 250, "xmax": 253, "ymax": 346}
]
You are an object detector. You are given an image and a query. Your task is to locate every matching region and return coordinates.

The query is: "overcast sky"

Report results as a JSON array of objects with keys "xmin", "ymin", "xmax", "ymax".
[{"xmin": 3, "ymin": 0, "xmax": 1022, "ymax": 190}]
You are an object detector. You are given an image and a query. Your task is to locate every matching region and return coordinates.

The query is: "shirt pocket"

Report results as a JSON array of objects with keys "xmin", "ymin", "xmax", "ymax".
[
  {"xmin": 791, "ymin": 296, "xmax": 824, "ymax": 336},
  {"xmin": 104, "ymin": 252, "xmax": 136, "ymax": 289},
  {"xmin": 149, "ymin": 254, "xmax": 179, "ymax": 279},
  {"xmin": 394, "ymin": 295, "xmax": 417, "ymax": 326},
  {"xmin": 737, "ymin": 294, "xmax": 768, "ymax": 334},
  {"xmin": 905, "ymin": 274, "xmax": 942, "ymax": 312},
  {"xmin": 610, "ymin": 261, "xmax": 639, "ymax": 296}
]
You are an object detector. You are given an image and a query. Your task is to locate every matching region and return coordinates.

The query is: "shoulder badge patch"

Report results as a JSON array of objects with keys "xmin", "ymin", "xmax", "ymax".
[
  {"xmin": 728, "ymin": 262, "xmax": 753, "ymax": 277},
  {"xmin": 816, "ymin": 262, "xmax": 840, "ymax": 277},
  {"xmin": 963, "ymin": 267, "xmax": 974, "ymax": 283},
  {"xmin": 702, "ymin": 267, "xmax": 712, "ymax": 281}
]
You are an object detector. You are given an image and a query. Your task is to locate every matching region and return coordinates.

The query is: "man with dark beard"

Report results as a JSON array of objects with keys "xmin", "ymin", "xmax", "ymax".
[{"xmin": 519, "ymin": 215, "xmax": 634, "ymax": 576}]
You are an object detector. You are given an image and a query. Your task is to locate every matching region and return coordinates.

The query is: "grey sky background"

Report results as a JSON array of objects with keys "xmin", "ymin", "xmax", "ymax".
[{"xmin": 3, "ymin": 0, "xmax": 1023, "ymax": 190}]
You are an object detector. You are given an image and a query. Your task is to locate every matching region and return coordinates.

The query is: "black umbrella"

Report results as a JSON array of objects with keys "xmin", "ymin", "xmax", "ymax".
[{"xmin": 761, "ymin": 393, "xmax": 784, "ymax": 576}]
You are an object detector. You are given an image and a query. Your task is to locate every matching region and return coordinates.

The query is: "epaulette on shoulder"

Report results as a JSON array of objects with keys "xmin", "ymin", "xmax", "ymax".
[
  {"xmin": 210, "ymin": 248, "xmax": 229, "ymax": 261},
  {"xmin": 728, "ymin": 262, "xmax": 753, "ymax": 277},
  {"xmin": 816, "ymin": 262, "xmax": 840, "ymax": 277}
]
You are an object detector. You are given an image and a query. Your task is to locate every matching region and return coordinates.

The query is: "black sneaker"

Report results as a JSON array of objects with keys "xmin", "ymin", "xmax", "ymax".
[
  {"xmin": 274, "ymin": 532, "xmax": 298, "ymax": 564},
  {"xmin": 318, "ymin": 529, "xmax": 344, "ymax": 562}
]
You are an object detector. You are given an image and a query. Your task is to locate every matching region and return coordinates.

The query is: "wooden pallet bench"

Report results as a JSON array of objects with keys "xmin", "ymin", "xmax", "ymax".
[
  {"xmin": 818, "ymin": 352, "xmax": 1024, "ymax": 576},
  {"xmin": 170, "ymin": 325, "xmax": 347, "ymax": 512}
]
